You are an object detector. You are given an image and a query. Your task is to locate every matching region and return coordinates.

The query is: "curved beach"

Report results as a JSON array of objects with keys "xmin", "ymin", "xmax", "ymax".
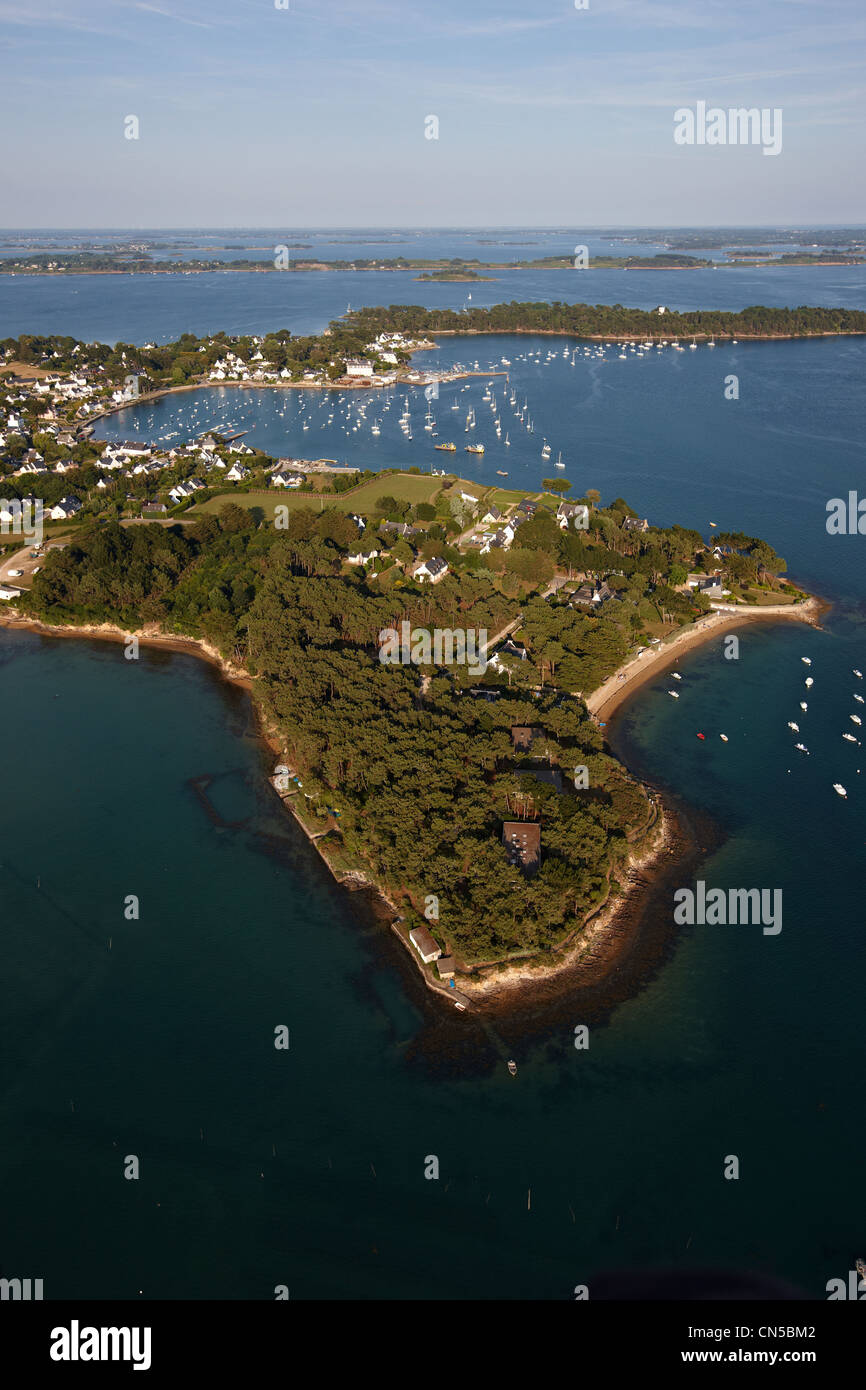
[{"xmin": 586, "ymin": 598, "xmax": 824, "ymax": 724}]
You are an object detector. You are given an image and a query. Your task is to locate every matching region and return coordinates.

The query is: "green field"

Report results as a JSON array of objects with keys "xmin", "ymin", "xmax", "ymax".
[{"xmin": 192, "ymin": 472, "xmax": 476, "ymax": 520}]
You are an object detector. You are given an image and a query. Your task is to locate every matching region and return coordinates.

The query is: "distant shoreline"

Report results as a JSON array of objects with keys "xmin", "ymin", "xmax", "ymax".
[{"xmin": 3, "ymin": 260, "xmax": 865, "ymax": 277}]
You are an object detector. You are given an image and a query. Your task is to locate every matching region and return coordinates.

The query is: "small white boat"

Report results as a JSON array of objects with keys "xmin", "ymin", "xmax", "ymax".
[
  {"xmin": 720, "ymin": 734, "xmax": 729, "ymax": 742},
  {"xmin": 507, "ymin": 1060, "xmax": 517, "ymax": 1076},
  {"xmin": 668, "ymin": 690, "xmax": 680, "ymax": 699},
  {"xmin": 671, "ymin": 672, "xmax": 682, "ymax": 680},
  {"xmin": 851, "ymin": 715, "xmax": 862, "ymax": 726},
  {"xmin": 795, "ymin": 743, "xmax": 809, "ymax": 753},
  {"xmin": 855, "ymin": 694, "xmax": 864, "ymax": 704},
  {"xmin": 833, "ymin": 783, "xmax": 847, "ymax": 798},
  {"xmin": 801, "ymin": 657, "xmax": 811, "ymax": 665},
  {"xmin": 805, "ymin": 677, "xmax": 814, "ymax": 688},
  {"xmin": 800, "ymin": 702, "xmax": 808, "ymax": 711},
  {"xmin": 854, "ymin": 670, "xmax": 863, "ymax": 679},
  {"xmin": 787, "ymin": 722, "xmax": 800, "ymax": 732},
  {"xmin": 843, "ymin": 733, "xmax": 859, "ymax": 743}
]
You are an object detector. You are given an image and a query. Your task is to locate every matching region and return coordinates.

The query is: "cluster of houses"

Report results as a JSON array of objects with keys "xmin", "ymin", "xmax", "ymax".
[
  {"xmin": 345, "ymin": 332, "xmax": 429, "ymax": 380},
  {"xmin": 208, "ymin": 348, "xmax": 297, "ymax": 384},
  {"xmin": 203, "ymin": 331, "xmax": 426, "ymax": 388},
  {"xmin": 465, "ymin": 496, "xmax": 538, "ymax": 554},
  {"xmin": 344, "ymin": 539, "xmax": 449, "ymax": 584}
]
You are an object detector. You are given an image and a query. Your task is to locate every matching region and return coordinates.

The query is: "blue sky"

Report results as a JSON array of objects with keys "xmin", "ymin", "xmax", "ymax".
[{"xmin": 0, "ymin": 0, "xmax": 863, "ymax": 226}]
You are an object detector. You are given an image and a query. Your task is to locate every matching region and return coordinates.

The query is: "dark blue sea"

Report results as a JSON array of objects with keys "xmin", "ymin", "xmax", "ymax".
[{"xmin": 1, "ymin": 241, "xmax": 864, "ymax": 1298}]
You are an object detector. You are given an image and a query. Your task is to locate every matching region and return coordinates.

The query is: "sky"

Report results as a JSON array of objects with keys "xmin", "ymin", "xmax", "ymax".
[{"xmin": 0, "ymin": 0, "xmax": 864, "ymax": 227}]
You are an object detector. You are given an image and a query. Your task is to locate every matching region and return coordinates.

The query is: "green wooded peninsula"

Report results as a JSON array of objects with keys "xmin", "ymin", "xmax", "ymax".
[
  {"xmin": 345, "ymin": 300, "xmax": 866, "ymax": 339},
  {"xmin": 14, "ymin": 485, "xmax": 796, "ymax": 966}
]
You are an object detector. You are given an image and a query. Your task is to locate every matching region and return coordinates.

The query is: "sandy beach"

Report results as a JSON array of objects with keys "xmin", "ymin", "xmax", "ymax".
[{"xmin": 586, "ymin": 598, "xmax": 824, "ymax": 724}]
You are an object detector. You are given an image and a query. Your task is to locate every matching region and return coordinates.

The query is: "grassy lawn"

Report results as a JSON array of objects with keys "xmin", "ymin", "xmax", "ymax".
[
  {"xmin": 488, "ymin": 486, "xmax": 557, "ymax": 509},
  {"xmin": 743, "ymin": 588, "xmax": 799, "ymax": 606},
  {"xmin": 489, "ymin": 487, "xmax": 531, "ymax": 506},
  {"xmin": 191, "ymin": 471, "xmax": 447, "ymax": 521}
]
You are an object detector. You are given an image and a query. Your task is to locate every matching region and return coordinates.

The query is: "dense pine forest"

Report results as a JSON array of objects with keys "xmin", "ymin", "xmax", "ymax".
[
  {"xmin": 13, "ymin": 493, "xmax": 791, "ymax": 962},
  {"xmin": 345, "ymin": 301, "xmax": 866, "ymax": 339}
]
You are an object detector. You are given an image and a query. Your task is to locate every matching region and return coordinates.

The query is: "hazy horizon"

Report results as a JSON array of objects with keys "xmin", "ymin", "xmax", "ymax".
[
  {"xmin": 1, "ymin": 0, "xmax": 863, "ymax": 225},
  {"xmin": 2, "ymin": 223, "xmax": 866, "ymax": 232}
]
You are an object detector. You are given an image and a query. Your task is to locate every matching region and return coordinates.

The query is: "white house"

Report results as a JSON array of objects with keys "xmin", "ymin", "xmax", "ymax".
[
  {"xmin": 557, "ymin": 501, "xmax": 590, "ymax": 530},
  {"xmin": 271, "ymin": 470, "xmax": 305, "ymax": 489},
  {"xmin": 347, "ymin": 549, "xmax": 379, "ymax": 566},
  {"xmin": 226, "ymin": 462, "xmax": 250, "ymax": 482},
  {"xmin": 409, "ymin": 925, "xmax": 442, "ymax": 964},
  {"xmin": 345, "ymin": 358, "xmax": 374, "ymax": 378},
  {"xmin": 412, "ymin": 557, "xmax": 449, "ymax": 583},
  {"xmin": 168, "ymin": 479, "xmax": 205, "ymax": 503},
  {"xmin": 0, "ymin": 585, "xmax": 22, "ymax": 601},
  {"xmin": 49, "ymin": 496, "xmax": 83, "ymax": 520}
]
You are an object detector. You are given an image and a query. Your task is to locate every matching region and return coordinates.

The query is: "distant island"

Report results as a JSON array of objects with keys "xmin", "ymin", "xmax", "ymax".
[
  {"xmin": 3, "ymin": 249, "xmax": 864, "ymax": 275},
  {"xmin": 414, "ymin": 269, "xmax": 497, "ymax": 282},
  {"xmin": 344, "ymin": 300, "xmax": 866, "ymax": 341}
]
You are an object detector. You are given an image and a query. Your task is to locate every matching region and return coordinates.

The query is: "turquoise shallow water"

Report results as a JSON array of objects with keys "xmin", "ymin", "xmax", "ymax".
[{"xmin": 2, "ymin": 263, "xmax": 866, "ymax": 1299}]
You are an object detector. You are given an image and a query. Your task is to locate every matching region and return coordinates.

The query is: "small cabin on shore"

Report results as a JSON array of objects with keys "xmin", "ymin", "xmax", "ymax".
[{"xmin": 409, "ymin": 925, "xmax": 442, "ymax": 964}]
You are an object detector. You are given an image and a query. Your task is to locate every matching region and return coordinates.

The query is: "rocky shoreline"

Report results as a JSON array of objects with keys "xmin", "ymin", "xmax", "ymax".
[{"xmin": 0, "ymin": 607, "xmax": 743, "ymax": 1019}]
